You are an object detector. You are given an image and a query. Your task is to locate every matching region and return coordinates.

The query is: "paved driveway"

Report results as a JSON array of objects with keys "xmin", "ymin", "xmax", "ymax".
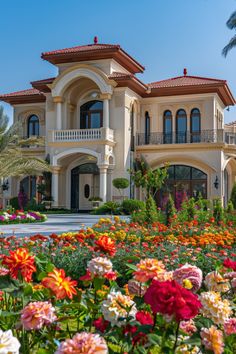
[{"xmin": 0, "ymin": 214, "xmax": 129, "ymax": 237}]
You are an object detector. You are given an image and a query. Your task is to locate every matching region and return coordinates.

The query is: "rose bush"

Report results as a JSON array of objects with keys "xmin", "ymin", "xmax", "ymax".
[{"xmin": 0, "ymin": 217, "xmax": 235, "ymax": 352}]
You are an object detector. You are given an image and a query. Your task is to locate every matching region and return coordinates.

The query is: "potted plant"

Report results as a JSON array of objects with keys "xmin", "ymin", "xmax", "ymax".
[
  {"xmin": 41, "ymin": 196, "xmax": 53, "ymax": 210},
  {"xmin": 89, "ymin": 197, "xmax": 103, "ymax": 209}
]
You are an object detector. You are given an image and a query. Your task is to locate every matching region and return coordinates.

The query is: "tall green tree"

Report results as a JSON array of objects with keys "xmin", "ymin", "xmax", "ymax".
[
  {"xmin": 222, "ymin": 10, "xmax": 236, "ymax": 56},
  {"xmin": 0, "ymin": 106, "xmax": 50, "ymax": 178}
]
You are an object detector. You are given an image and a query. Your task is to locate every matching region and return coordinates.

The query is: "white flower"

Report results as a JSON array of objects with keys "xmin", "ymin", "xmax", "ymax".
[
  {"xmin": 0, "ymin": 329, "xmax": 20, "ymax": 354},
  {"xmin": 88, "ymin": 257, "xmax": 113, "ymax": 276},
  {"xmin": 101, "ymin": 291, "xmax": 137, "ymax": 326}
]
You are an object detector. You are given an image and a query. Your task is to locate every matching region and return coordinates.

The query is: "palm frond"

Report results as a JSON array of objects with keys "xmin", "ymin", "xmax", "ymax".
[
  {"xmin": 0, "ymin": 105, "xmax": 50, "ymax": 179},
  {"xmin": 226, "ymin": 10, "xmax": 236, "ymax": 30},
  {"xmin": 222, "ymin": 34, "xmax": 236, "ymax": 57}
]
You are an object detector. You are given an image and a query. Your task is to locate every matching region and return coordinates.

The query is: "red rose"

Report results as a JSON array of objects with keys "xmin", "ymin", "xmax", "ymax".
[
  {"xmin": 144, "ymin": 280, "xmax": 201, "ymax": 322},
  {"xmin": 136, "ymin": 311, "xmax": 154, "ymax": 326},
  {"xmin": 93, "ymin": 317, "xmax": 109, "ymax": 333},
  {"xmin": 223, "ymin": 258, "xmax": 236, "ymax": 271}
]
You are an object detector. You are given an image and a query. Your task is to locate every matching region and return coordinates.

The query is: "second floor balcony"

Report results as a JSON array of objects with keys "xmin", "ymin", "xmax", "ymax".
[
  {"xmin": 48, "ymin": 127, "xmax": 115, "ymax": 144},
  {"xmin": 136, "ymin": 130, "xmax": 236, "ymax": 146}
]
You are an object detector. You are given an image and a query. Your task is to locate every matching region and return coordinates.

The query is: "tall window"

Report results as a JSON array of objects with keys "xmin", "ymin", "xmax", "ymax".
[
  {"xmin": 130, "ymin": 105, "xmax": 135, "ymax": 151},
  {"xmin": 145, "ymin": 111, "xmax": 150, "ymax": 144},
  {"xmin": 163, "ymin": 110, "xmax": 172, "ymax": 143},
  {"xmin": 80, "ymin": 101, "xmax": 103, "ymax": 129},
  {"xmin": 28, "ymin": 115, "xmax": 39, "ymax": 137},
  {"xmin": 176, "ymin": 109, "xmax": 187, "ymax": 143},
  {"xmin": 190, "ymin": 108, "xmax": 201, "ymax": 142}
]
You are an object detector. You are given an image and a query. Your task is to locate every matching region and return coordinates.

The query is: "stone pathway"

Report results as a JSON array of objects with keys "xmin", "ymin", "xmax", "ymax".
[{"xmin": 0, "ymin": 214, "xmax": 129, "ymax": 237}]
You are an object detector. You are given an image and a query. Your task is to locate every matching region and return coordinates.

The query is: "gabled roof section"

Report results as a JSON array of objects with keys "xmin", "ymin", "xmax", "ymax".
[
  {"xmin": 109, "ymin": 71, "xmax": 147, "ymax": 96},
  {"xmin": 0, "ymin": 88, "xmax": 46, "ymax": 104},
  {"xmin": 146, "ymin": 75, "xmax": 235, "ymax": 106},
  {"xmin": 41, "ymin": 43, "xmax": 145, "ymax": 74},
  {"xmin": 31, "ymin": 77, "xmax": 55, "ymax": 92},
  {"xmin": 148, "ymin": 75, "xmax": 226, "ymax": 88}
]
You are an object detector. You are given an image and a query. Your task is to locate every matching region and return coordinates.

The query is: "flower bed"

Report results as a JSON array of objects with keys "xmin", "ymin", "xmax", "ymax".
[
  {"xmin": 0, "ymin": 210, "xmax": 47, "ymax": 224},
  {"xmin": 0, "ymin": 217, "xmax": 236, "ymax": 353}
]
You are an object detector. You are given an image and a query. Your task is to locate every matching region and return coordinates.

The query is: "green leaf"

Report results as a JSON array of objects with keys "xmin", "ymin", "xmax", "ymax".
[
  {"xmin": 148, "ymin": 333, "xmax": 161, "ymax": 345},
  {"xmin": 23, "ymin": 283, "xmax": 33, "ymax": 296},
  {"xmin": 94, "ymin": 277, "xmax": 105, "ymax": 291},
  {"xmin": 125, "ymin": 263, "xmax": 137, "ymax": 271},
  {"xmin": 37, "ymin": 271, "xmax": 47, "ymax": 281},
  {"xmin": 45, "ymin": 262, "xmax": 55, "ymax": 273}
]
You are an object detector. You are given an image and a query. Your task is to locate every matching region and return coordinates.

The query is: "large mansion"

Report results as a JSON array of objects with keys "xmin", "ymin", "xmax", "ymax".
[{"xmin": 0, "ymin": 38, "xmax": 236, "ymax": 210}]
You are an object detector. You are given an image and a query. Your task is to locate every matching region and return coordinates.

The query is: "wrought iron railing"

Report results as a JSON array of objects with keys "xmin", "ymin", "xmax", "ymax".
[{"xmin": 136, "ymin": 130, "xmax": 236, "ymax": 145}]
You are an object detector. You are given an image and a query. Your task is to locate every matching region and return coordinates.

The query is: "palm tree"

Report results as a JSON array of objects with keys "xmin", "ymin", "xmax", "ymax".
[
  {"xmin": 222, "ymin": 10, "xmax": 236, "ymax": 57},
  {"xmin": 0, "ymin": 105, "xmax": 51, "ymax": 179}
]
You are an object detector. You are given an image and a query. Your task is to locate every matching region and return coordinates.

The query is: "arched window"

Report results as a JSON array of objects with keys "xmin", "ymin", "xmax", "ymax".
[
  {"xmin": 176, "ymin": 109, "xmax": 187, "ymax": 143},
  {"xmin": 158, "ymin": 165, "xmax": 207, "ymax": 209},
  {"xmin": 80, "ymin": 101, "xmax": 103, "ymax": 129},
  {"xmin": 28, "ymin": 115, "xmax": 39, "ymax": 137},
  {"xmin": 190, "ymin": 108, "xmax": 201, "ymax": 142},
  {"xmin": 145, "ymin": 111, "xmax": 150, "ymax": 144},
  {"xmin": 163, "ymin": 110, "xmax": 172, "ymax": 144}
]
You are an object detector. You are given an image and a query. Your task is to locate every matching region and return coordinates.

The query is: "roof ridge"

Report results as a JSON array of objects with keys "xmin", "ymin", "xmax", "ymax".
[
  {"xmin": 42, "ymin": 43, "xmax": 120, "ymax": 56},
  {"xmin": 148, "ymin": 75, "xmax": 226, "ymax": 86},
  {"xmin": 0, "ymin": 88, "xmax": 43, "ymax": 97}
]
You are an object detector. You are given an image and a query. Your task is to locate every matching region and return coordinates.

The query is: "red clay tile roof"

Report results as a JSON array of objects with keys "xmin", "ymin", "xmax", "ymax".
[
  {"xmin": 31, "ymin": 77, "xmax": 55, "ymax": 84},
  {"xmin": 0, "ymin": 88, "xmax": 42, "ymax": 97},
  {"xmin": 42, "ymin": 44, "xmax": 120, "ymax": 56},
  {"xmin": 0, "ymin": 88, "xmax": 45, "ymax": 104},
  {"xmin": 148, "ymin": 75, "xmax": 226, "ymax": 88},
  {"xmin": 31, "ymin": 77, "xmax": 55, "ymax": 92},
  {"xmin": 41, "ymin": 43, "xmax": 145, "ymax": 74}
]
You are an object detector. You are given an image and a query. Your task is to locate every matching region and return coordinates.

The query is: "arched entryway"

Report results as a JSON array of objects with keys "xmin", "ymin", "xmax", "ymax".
[
  {"xmin": 71, "ymin": 163, "xmax": 99, "ymax": 210},
  {"xmin": 158, "ymin": 165, "xmax": 207, "ymax": 209}
]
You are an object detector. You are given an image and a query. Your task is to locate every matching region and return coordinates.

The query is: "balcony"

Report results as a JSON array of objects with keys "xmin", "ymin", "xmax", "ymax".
[
  {"xmin": 136, "ymin": 130, "xmax": 236, "ymax": 146},
  {"xmin": 49, "ymin": 128, "xmax": 115, "ymax": 143}
]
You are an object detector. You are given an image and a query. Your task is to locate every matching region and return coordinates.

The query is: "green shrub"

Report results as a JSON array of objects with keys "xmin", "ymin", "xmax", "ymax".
[
  {"xmin": 145, "ymin": 195, "xmax": 159, "ymax": 224},
  {"xmin": 213, "ymin": 198, "xmax": 224, "ymax": 224},
  {"xmin": 165, "ymin": 195, "xmax": 176, "ymax": 225},
  {"xmin": 9, "ymin": 197, "xmax": 19, "ymax": 209},
  {"xmin": 112, "ymin": 178, "xmax": 129, "ymax": 199},
  {"xmin": 226, "ymin": 200, "xmax": 234, "ymax": 213},
  {"xmin": 121, "ymin": 199, "xmax": 145, "ymax": 215},
  {"xmin": 91, "ymin": 201, "xmax": 121, "ymax": 215},
  {"xmin": 230, "ymin": 182, "xmax": 236, "ymax": 209},
  {"xmin": 181, "ymin": 198, "xmax": 196, "ymax": 221}
]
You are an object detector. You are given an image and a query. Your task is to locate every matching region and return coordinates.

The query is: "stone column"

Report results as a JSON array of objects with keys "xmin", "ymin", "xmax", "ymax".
[
  {"xmin": 99, "ymin": 165, "xmax": 108, "ymax": 203},
  {"xmin": 53, "ymin": 96, "xmax": 63, "ymax": 130},
  {"xmin": 51, "ymin": 166, "xmax": 61, "ymax": 207},
  {"xmin": 100, "ymin": 94, "xmax": 111, "ymax": 128},
  {"xmin": 107, "ymin": 168, "xmax": 114, "ymax": 201}
]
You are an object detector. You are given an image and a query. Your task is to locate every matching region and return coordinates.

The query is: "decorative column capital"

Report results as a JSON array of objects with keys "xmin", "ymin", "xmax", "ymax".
[
  {"xmin": 53, "ymin": 96, "xmax": 64, "ymax": 103},
  {"xmin": 98, "ymin": 164, "xmax": 109, "ymax": 173},
  {"xmin": 52, "ymin": 165, "xmax": 62, "ymax": 174},
  {"xmin": 99, "ymin": 93, "xmax": 111, "ymax": 100}
]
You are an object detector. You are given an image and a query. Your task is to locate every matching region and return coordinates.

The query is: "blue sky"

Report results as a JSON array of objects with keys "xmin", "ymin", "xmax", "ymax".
[{"xmin": 1, "ymin": 0, "xmax": 236, "ymax": 123}]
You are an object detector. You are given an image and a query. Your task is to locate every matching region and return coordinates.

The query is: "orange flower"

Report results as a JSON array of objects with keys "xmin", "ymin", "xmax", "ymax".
[
  {"xmin": 95, "ymin": 236, "xmax": 116, "ymax": 256},
  {"xmin": 41, "ymin": 268, "xmax": 77, "ymax": 299},
  {"xmin": 2, "ymin": 248, "xmax": 36, "ymax": 282},
  {"xmin": 134, "ymin": 258, "xmax": 165, "ymax": 282}
]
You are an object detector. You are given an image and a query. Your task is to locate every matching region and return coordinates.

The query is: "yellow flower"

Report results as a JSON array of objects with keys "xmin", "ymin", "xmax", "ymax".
[{"xmin": 183, "ymin": 279, "xmax": 193, "ymax": 290}]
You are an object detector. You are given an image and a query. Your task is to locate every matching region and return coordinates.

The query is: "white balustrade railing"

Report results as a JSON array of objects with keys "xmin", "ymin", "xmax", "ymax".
[{"xmin": 50, "ymin": 128, "xmax": 114, "ymax": 142}]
